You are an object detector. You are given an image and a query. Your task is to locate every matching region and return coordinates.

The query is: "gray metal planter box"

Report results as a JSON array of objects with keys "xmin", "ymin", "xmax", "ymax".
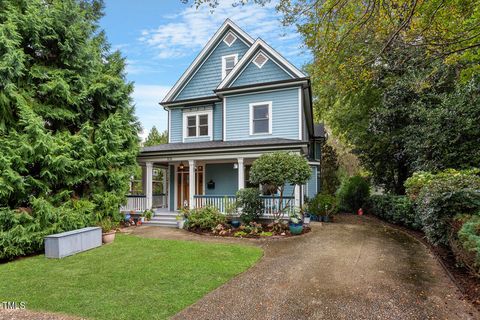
[{"xmin": 44, "ymin": 227, "xmax": 102, "ymax": 258}]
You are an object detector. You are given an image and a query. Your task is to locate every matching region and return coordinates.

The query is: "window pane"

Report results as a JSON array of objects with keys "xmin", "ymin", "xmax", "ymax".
[
  {"xmin": 253, "ymin": 105, "xmax": 269, "ymax": 119},
  {"xmin": 187, "ymin": 116, "xmax": 196, "ymax": 127},
  {"xmin": 188, "ymin": 126, "xmax": 196, "ymax": 137},
  {"xmin": 199, "ymin": 125, "xmax": 208, "ymax": 136},
  {"xmin": 225, "ymin": 57, "xmax": 235, "ymax": 69},
  {"xmin": 253, "ymin": 119, "xmax": 269, "ymax": 133},
  {"xmin": 199, "ymin": 115, "xmax": 208, "ymax": 125}
]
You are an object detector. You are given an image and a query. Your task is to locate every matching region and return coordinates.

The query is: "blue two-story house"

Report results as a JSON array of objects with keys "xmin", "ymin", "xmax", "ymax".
[{"xmin": 124, "ymin": 19, "xmax": 324, "ymax": 226}]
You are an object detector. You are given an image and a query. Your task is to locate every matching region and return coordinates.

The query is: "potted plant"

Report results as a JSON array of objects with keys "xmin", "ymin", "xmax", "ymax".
[
  {"xmin": 176, "ymin": 213, "xmax": 186, "ymax": 229},
  {"xmin": 224, "ymin": 198, "xmax": 241, "ymax": 228},
  {"xmin": 99, "ymin": 218, "xmax": 118, "ymax": 244},
  {"xmin": 301, "ymin": 203, "xmax": 311, "ymax": 224},
  {"xmin": 289, "ymin": 210, "xmax": 304, "ymax": 235},
  {"xmin": 143, "ymin": 209, "xmax": 153, "ymax": 221}
]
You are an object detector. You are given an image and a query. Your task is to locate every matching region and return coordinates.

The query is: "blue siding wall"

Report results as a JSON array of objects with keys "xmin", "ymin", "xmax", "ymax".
[
  {"xmin": 306, "ymin": 165, "xmax": 318, "ymax": 200},
  {"xmin": 205, "ymin": 163, "xmax": 238, "ymax": 196},
  {"xmin": 169, "ymin": 165, "xmax": 175, "ymax": 211},
  {"xmin": 232, "ymin": 58, "xmax": 292, "ymax": 87},
  {"xmin": 225, "ymin": 87, "xmax": 300, "ymax": 141},
  {"xmin": 213, "ymin": 102, "xmax": 223, "ymax": 140},
  {"xmin": 175, "ymin": 35, "xmax": 250, "ymax": 100},
  {"xmin": 170, "ymin": 108, "xmax": 183, "ymax": 143}
]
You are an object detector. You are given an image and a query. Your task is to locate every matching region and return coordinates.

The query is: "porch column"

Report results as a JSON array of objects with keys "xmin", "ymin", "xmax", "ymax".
[
  {"xmin": 162, "ymin": 168, "xmax": 167, "ymax": 208},
  {"xmin": 189, "ymin": 160, "xmax": 196, "ymax": 209},
  {"xmin": 145, "ymin": 162, "xmax": 153, "ymax": 210},
  {"xmin": 237, "ymin": 157, "xmax": 244, "ymax": 190},
  {"xmin": 294, "ymin": 184, "xmax": 301, "ymax": 209}
]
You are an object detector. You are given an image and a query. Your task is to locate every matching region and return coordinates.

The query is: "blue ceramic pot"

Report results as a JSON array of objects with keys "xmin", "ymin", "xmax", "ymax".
[
  {"xmin": 231, "ymin": 220, "xmax": 241, "ymax": 228},
  {"xmin": 289, "ymin": 222, "xmax": 303, "ymax": 235}
]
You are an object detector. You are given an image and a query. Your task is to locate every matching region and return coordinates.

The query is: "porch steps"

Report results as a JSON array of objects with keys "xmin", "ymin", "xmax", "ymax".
[{"xmin": 143, "ymin": 211, "xmax": 177, "ymax": 228}]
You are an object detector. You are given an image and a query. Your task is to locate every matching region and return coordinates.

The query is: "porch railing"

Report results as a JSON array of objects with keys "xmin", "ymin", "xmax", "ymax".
[
  {"xmin": 121, "ymin": 195, "xmax": 147, "ymax": 212},
  {"xmin": 193, "ymin": 195, "xmax": 295, "ymax": 216},
  {"xmin": 121, "ymin": 194, "xmax": 167, "ymax": 212},
  {"xmin": 194, "ymin": 195, "xmax": 237, "ymax": 213}
]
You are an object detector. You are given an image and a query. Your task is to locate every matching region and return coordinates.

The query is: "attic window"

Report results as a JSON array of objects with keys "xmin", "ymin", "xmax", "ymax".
[
  {"xmin": 253, "ymin": 52, "xmax": 268, "ymax": 68},
  {"xmin": 222, "ymin": 54, "xmax": 238, "ymax": 79},
  {"xmin": 223, "ymin": 32, "xmax": 237, "ymax": 47}
]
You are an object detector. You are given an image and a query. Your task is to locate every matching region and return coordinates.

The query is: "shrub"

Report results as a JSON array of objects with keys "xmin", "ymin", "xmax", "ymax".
[
  {"xmin": 236, "ymin": 188, "xmax": 264, "ymax": 224},
  {"xmin": 368, "ymin": 195, "xmax": 419, "ymax": 229},
  {"xmin": 415, "ymin": 171, "xmax": 480, "ymax": 245},
  {"xmin": 336, "ymin": 176, "xmax": 370, "ymax": 213},
  {"xmin": 457, "ymin": 214, "xmax": 480, "ymax": 276},
  {"xmin": 185, "ymin": 206, "xmax": 226, "ymax": 231},
  {"xmin": 308, "ymin": 193, "xmax": 337, "ymax": 218}
]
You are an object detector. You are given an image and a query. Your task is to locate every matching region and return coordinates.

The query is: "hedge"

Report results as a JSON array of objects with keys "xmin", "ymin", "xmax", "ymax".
[{"xmin": 368, "ymin": 194, "xmax": 420, "ymax": 230}]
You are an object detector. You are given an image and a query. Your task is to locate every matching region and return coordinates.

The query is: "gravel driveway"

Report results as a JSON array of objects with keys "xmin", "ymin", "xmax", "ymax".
[{"xmin": 168, "ymin": 215, "xmax": 478, "ymax": 320}]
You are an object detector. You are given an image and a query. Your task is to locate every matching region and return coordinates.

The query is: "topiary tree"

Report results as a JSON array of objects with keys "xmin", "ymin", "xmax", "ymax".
[{"xmin": 249, "ymin": 152, "xmax": 311, "ymax": 220}]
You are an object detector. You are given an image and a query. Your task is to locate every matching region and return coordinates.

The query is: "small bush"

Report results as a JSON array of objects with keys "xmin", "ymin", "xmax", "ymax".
[
  {"xmin": 308, "ymin": 193, "xmax": 337, "ymax": 218},
  {"xmin": 185, "ymin": 206, "xmax": 226, "ymax": 231},
  {"xmin": 456, "ymin": 214, "xmax": 480, "ymax": 276},
  {"xmin": 369, "ymin": 195, "xmax": 419, "ymax": 229},
  {"xmin": 336, "ymin": 176, "xmax": 370, "ymax": 213},
  {"xmin": 236, "ymin": 188, "xmax": 264, "ymax": 224}
]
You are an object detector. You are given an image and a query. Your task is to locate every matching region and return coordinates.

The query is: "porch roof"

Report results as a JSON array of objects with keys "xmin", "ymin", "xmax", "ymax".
[{"xmin": 141, "ymin": 138, "xmax": 307, "ymax": 155}]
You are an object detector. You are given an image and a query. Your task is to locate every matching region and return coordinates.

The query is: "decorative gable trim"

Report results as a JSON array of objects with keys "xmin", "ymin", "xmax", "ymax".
[
  {"xmin": 253, "ymin": 51, "xmax": 268, "ymax": 68},
  {"xmin": 217, "ymin": 39, "xmax": 307, "ymax": 90},
  {"xmin": 223, "ymin": 32, "xmax": 237, "ymax": 47},
  {"xmin": 161, "ymin": 19, "xmax": 254, "ymax": 104}
]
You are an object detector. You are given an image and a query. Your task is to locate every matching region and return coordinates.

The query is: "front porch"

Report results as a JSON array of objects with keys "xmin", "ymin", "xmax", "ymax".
[{"xmin": 121, "ymin": 157, "xmax": 301, "ymax": 216}]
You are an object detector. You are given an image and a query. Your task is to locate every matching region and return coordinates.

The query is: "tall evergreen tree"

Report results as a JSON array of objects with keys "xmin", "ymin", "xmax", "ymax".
[
  {"xmin": 144, "ymin": 126, "xmax": 168, "ymax": 146},
  {"xmin": 0, "ymin": 0, "xmax": 139, "ymax": 222}
]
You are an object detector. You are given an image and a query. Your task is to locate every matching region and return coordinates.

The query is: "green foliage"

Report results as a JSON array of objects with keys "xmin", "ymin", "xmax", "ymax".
[
  {"xmin": 184, "ymin": 206, "xmax": 226, "ymax": 231},
  {"xmin": 144, "ymin": 126, "xmax": 168, "ymax": 146},
  {"xmin": 368, "ymin": 195, "xmax": 419, "ymax": 230},
  {"xmin": 457, "ymin": 215, "xmax": 480, "ymax": 275},
  {"xmin": 235, "ymin": 188, "xmax": 263, "ymax": 224},
  {"xmin": 0, "ymin": 0, "xmax": 139, "ymax": 259},
  {"xmin": 98, "ymin": 217, "xmax": 117, "ymax": 233},
  {"xmin": 320, "ymin": 144, "xmax": 340, "ymax": 195},
  {"xmin": 259, "ymin": 231, "xmax": 273, "ymax": 237},
  {"xmin": 415, "ymin": 171, "xmax": 480, "ymax": 245},
  {"xmin": 336, "ymin": 176, "xmax": 370, "ymax": 213},
  {"xmin": 308, "ymin": 193, "xmax": 337, "ymax": 217},
  {"xmin": 249, "ymin": 152, "xmax": 311, "ymax": 219},
  {"xmin": 143, "ymin": 209, "xmax": 153, "ymax": 221},
  {"xmin": 234, "ymin": 231, "xmax": 247, "ymax": 237}
]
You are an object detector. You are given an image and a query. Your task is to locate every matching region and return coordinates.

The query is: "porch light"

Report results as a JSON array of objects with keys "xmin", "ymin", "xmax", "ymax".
[
  {"xmin": 233, "ymin": 163, "xmax": 238, "ymax": 169},
  {"xmin": 179, "ymin": 162, "xmax": 184, "ymax": 170}
]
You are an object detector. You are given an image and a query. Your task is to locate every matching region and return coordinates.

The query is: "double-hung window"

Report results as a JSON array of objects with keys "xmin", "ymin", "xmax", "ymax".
[
  {"xmin": 250, "ymin": 102, "xmax": 272, "ymax": 135},
  {"xmin": 222, "ymin": 54, "xmax": 238, "ymax": 79},
  {"xmin": 184, "ymin": 111, "xmax": 212, "ymax": 140}
]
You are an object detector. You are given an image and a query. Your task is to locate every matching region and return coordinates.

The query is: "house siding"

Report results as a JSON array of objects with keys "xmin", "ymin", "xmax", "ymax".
[
  {"xmin": 213, "ymin": 102, "xmax": 223, "ymax": 140},
  {"xmin": 170, "ymin": 108, "xmax": 183, "ymax": 143},
  {"xmin": 175, "ymin": 36, "xmax": 250, "ymax": 101},
  {"xmin": 232, "ymin": 58, "xmax": 292, "ymax": 87},
  {"xmin": 205, "ymin": 163, "xmax": 238, "ymax": 196},
  {"xmin": 225, "ymin": 87, "xmax": 300, "ymax": 141},
  {"xmin": 306, "ymin": 165, "xmax": 318, "ymax": 200}
]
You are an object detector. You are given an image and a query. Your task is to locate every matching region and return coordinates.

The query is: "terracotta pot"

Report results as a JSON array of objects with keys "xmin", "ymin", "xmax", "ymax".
[{"xmin": 102, "ymin": 231, "xmax": 116, "ymax": 244}]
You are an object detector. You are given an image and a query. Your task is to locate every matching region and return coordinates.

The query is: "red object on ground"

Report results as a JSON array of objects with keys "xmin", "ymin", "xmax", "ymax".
[{"xmin": 358, "ymin": 208, "xmax": 363, "ymax": 216}]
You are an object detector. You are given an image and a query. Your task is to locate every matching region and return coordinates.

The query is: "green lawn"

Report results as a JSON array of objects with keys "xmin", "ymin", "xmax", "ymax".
[{"xmin": 0, "ymin": 234, "xmax": 262, "ymax": 320}]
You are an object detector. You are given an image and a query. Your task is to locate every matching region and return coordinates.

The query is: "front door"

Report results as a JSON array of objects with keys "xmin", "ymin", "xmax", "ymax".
[{"xmin": 176, "ymin": 165, "xmax": 204, "ymax": 210}]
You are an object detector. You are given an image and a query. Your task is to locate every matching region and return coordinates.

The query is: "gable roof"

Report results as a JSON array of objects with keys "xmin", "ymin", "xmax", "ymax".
[
  {"xmin": 161, "ymin": 19, "xmax": 254, "ymax": 103},
  {"xmin": 216, "ymin": 39, "xmax": 307, "ymax": 90}
]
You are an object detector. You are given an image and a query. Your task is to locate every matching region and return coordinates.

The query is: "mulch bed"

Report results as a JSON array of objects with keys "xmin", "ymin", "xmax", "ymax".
[
  {"xmin": 362, "ymin": 214, "xmax": 480, "ymax": 310},
  {"xmin": 187, "ymin": 225, "xmax": 311, "ymax": 239}
]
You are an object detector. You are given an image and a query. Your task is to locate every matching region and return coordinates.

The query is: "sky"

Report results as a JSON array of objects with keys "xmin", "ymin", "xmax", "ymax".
[{"xmin": 99, "ymin": 0, "xmax": 311, "ymax": 140}]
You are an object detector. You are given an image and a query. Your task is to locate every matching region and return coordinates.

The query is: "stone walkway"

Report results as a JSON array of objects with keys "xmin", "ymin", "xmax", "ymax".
[
  {"xmin": 134, "ymin": 216, "xmax": 478, "ymax": 320},
  {"xmin": 2, "ymin": 216, "xmax": 478, "ymax": 319}
]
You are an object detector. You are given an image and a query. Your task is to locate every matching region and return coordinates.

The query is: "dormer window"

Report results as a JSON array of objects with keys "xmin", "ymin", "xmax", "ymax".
[
  {"xmin": 223, "ymin": 32, "xmax": 237, "ymax": 47},
  {"xmin": 253, "ymin": 52, "xmax": 268, "ymax": 68},
  {"xmin": 222, "ymin": 54, "xmax": 238, "ymax": 79}
]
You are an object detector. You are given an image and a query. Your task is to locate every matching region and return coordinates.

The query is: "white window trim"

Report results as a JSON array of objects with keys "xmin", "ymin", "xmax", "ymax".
[
  {"xmin": 249, "ymin": 101, "xmax": 272, "ymax": 135},
  {"xmin": 182, "ymin": 109, "xmax": 213, "ymax": 142},
  {"xmin": 223, "ymin": 31, "xmax": 237, "ymax": 47},
  {"xmin": 253, "ymin": 51, "xmax": 269, "ymax": 69},
  {"xmin": 221, "ymin": 54, "xmax": 238, "ymax": 80}
]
